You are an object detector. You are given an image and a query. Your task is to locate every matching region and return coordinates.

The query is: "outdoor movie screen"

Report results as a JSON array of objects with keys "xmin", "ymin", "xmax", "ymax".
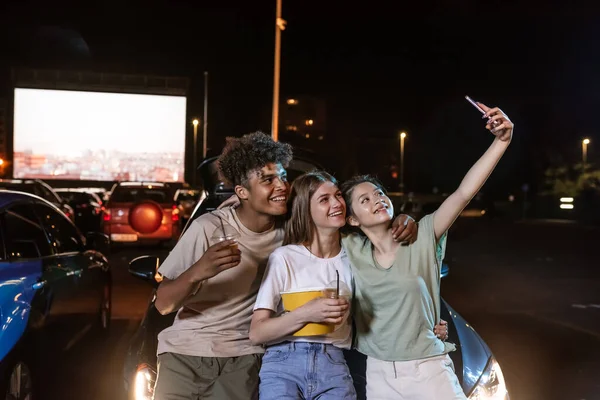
[{"xmin": 13, "ymin": 88, "xmax": 187, "ymax": 182}]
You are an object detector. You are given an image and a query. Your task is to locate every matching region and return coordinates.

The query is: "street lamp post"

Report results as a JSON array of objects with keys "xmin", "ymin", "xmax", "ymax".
[
  {"xmin": 193, "ymin": 119, "xmax": 199, "ymax": 185},
  {"xmin": 271, "ymin": 0, "xmax": 286, "ymax": 141},
  {"xmin": 400, "ymin": 132, "xmax": 407, "ymax": 192},
  {"xmin": 203, "ymin": 72, "xmax": 209, "ymax": 159},
  {"xmin": 582, "ymin": 138, "xmax": 590, "ymax": 168}
]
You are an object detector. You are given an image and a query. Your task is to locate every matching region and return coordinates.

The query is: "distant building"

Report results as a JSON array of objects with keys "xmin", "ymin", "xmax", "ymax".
[
  {"xmin": 14, "ymin": 151, "xmax": 47, "ymax": 170},
  {"xmin": 279, "ymin": 96, "xmax": 327, "ymax": 154}
]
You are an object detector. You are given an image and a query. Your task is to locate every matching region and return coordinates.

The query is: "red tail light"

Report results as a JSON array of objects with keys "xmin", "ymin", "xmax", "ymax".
[
  {"xmin": 171, "ymin": 205, "xmax": 180, "ymax": 222},
  {"xmin": 103, "ymin": 209, "xmax": 112, "ymax": 222}
]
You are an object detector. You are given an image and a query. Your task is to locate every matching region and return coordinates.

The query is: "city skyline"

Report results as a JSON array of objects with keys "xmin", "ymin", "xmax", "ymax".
[{"xmin": 14, "ymin": 148, "xmax": 184, "ymax": 182}]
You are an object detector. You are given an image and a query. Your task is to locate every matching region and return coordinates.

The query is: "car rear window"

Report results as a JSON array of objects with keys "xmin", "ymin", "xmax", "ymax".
[
  {"xmin": 110, "ymin": 187, "xmax": 171, "ymax": 204},
  {"xmin": 59, "ymin": 192, "xmax": 94, "ymax": 203},
  {"xmin": 176, "ymin": 191, "xmax": 200, "ymax": 202}
]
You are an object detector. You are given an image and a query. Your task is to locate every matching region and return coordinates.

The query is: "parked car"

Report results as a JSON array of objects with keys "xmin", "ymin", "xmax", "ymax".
[
  {"xmin": 0, "ymin": 179, "xmax": 75, "ymax": 222},
  {"xmin": 69, "ymin": 187, "xmax": 109, "ymax": 204},
  {"xmin": 55, "ymin": 188, "xmax": 104, "ymax": 232},
  {"xmin": 0, "ymin": 190, "xmax": 112, "ymax": 398},
  {"xmin": 173, "ymin": 189, "xmax": 203, "ymax": 228},
  {"xmin": 122, "ymin": 157, "xmax": 509, "ymax": 400},
  {"xmin": 103, "ymin": 182, "xmax": 179, "ymax": 246}
]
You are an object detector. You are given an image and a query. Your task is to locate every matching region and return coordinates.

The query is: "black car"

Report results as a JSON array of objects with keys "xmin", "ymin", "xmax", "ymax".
[
  {"xmin": 173, "ymin": 189, "xmax": 202, "ymax": 229},
  {"xmin": 0, "ymin": 190, "xmax": 112, "ymax": 398},
  {"xmin": 0, "ymin": 179, "xmax": 75, "ymax": 223},
  {"xmin": 55, "ymin": 188, "xmax": 105, "ymax": 232},
  {"xmin": 123, "ymin": 157, "xmax": 510, "ymax": 400}
]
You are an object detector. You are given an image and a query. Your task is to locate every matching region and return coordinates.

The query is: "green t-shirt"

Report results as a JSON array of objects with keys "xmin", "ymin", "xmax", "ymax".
[{"xmin": 342, "ymin": 213, "xmax": 456, "ymax": 361}]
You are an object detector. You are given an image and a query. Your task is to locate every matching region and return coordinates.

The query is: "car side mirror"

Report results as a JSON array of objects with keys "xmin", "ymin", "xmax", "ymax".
[
  {"xmin": 129, "ymin": 255, "xmax": 160, "ymax": 285},
  {"xmin": 440, "ymin": 262, "xmax": 449, "ymax": 279},
  {"xmin": 85, "ymin": 232, "xmax": 110, "ymax": 254}
]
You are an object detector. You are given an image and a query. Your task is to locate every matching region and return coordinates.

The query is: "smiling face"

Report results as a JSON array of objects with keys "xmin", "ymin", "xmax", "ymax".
[
  {"xmin": 283, "ymin": 171, "xmax": 343, "ymax": 245},
  {"xmin": 347, "ymin": 182, "xmax": 395, "ymax": 229},
  {"xmin": 238, "ymin": 162, "xmax": 290, "ymax": 216},
  {"xmin": 309, "ymin": 181, "xmax": 346, "ymax": 232}
]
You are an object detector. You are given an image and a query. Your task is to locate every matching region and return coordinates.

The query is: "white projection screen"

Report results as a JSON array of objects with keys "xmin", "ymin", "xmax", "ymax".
[{"xmin": 13, "ymin": 88, "xmax": 187, "ymax": 182}]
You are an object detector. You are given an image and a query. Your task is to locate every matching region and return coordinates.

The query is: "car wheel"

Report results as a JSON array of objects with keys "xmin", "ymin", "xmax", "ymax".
[{"xmin": 4, "ymin": 361, "xmax": 33, "ymax": 400}]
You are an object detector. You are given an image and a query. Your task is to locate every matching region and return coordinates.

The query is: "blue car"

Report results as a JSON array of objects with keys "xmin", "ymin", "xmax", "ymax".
[
  {"xmin": 0, "ymin": 190, "xmax": 112, "ymax": 399},
  {"xmin": 124, "ymin": 157, "xmax": 510, "ymax": 400}
]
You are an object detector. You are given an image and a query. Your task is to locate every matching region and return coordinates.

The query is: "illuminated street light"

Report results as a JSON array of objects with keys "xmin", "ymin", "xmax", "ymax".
[{"xmin": 582, "ymin": 138, "xmax": 590, "ymax": 167}]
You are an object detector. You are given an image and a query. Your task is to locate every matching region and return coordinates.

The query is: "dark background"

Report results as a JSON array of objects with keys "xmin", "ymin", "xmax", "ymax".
[{"xmin": 1, "ymin": 0, "xmax": 599, "ymax": 196}]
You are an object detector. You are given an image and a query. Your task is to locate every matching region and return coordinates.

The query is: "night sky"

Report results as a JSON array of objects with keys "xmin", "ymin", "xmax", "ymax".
[{"xmin": 1, "ymin": 1, "xmax": 599, "ymax": 196}]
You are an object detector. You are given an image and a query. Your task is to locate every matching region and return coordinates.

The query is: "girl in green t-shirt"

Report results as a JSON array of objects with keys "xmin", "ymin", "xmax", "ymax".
[{"xmin": 340, "ymin": 102, "xmax": 513, "ymax": 399}]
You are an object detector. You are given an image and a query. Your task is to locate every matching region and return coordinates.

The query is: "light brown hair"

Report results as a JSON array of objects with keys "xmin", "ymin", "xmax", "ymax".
[{"xmin": 283, "ymin": 171, "xmax": 338, "ymax": 245}]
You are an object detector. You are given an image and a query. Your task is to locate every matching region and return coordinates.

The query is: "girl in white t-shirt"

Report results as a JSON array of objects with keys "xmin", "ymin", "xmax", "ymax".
[{"xmin": 250, "ymin": 171, "xmax": 356, "ymax": 400}]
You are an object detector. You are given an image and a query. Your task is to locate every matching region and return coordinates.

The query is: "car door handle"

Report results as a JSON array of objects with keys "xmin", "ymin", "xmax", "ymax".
[
  {"xmin": 32, "ymin": 280, "xmax": 47, "ymax": 290},
  {"xmin": 66, "ymin": 270, "xmax": 83, "ymax": 277}
]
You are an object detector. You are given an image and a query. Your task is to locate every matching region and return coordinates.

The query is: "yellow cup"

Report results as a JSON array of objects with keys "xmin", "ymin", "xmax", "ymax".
[{"xmin": 281, "ymin": 288, "xmax": 335, "ymax": 336}]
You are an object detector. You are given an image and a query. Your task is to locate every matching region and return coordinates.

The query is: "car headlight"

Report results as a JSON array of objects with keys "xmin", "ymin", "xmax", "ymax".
[
  {"xmin": 468, "ymin": 357, "xmax": 509, "ymax": 400},
  {"xmin": 134, "ymin": 364, "xmax": 157, "ymax": 400}
]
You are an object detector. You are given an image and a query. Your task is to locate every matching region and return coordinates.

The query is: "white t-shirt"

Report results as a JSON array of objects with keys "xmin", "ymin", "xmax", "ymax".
[{"xmin": 254, "ymin": 244, "xmax": 353, "ymax": 349}]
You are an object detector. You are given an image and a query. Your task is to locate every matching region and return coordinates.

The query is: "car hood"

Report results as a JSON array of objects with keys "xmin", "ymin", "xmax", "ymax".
[{"xmin": 445, "ymin": 301, "xmax": 492, "ymax": 395}]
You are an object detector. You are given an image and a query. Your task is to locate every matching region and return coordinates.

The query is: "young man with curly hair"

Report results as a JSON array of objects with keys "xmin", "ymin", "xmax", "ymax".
[
  {"xmin": 153, "ymin": 131, "xmax": 293, "ymax": 400},
  {"xmin": 152, "ymin": 132, "xmax": 418, "ymax": 399}
]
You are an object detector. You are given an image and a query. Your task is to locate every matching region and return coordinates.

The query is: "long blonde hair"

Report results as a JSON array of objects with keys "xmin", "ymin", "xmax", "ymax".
[{"xmin": 283, "ymin": 171, "xmax": 339, "ymax": 245}]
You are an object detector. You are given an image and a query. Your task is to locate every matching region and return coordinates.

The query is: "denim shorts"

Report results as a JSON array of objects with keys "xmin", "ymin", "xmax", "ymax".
[{"xmin": 259, "ymin": 341, "xmax": 357, "ymax": 400}]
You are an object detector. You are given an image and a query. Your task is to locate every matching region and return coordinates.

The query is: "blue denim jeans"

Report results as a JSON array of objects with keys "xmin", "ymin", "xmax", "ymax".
[{"xmin": 259, "ymin": 341, "xmax": 357, "ymax": 400}]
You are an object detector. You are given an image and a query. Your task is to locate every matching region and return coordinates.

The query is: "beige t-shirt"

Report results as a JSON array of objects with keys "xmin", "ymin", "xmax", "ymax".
[
  {"xmin": 157, "ymin": 207, "xmax": 284, "ymax": 357},
  {"xmin": 342, "ymin": 213, "xmax": 456, "ymax": 361}
]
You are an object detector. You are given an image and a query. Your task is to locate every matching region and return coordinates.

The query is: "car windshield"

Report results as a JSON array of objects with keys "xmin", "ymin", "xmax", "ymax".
[
  {"xmin": 199, "ymin": 159, "xmax": 233, "ymax": 192},
  {"xmin": 176, "ymin": 191, "xmax": 200, "ymax": 202},
  {"xmin": 111, "ymin": 188, "xmax": 171, "ymax": 204},
  {"xmin": 59, "ymin": 192, "xmax": 96, "ymax": 203}
]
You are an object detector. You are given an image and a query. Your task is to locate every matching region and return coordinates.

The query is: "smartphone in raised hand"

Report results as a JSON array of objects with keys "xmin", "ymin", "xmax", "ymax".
[
  {"xmin": 465, "ymin": 95, "xmax": 485, "ymax": 114},
  {"xmin": 465, "ymin": 95, "xmax": 501, "ymax": 127}
]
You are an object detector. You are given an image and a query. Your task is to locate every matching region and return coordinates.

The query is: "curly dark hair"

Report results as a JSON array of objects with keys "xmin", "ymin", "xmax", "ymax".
[{"xmin": 218, "ymin": 131, "xmax": 293, "ymax": 187}]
